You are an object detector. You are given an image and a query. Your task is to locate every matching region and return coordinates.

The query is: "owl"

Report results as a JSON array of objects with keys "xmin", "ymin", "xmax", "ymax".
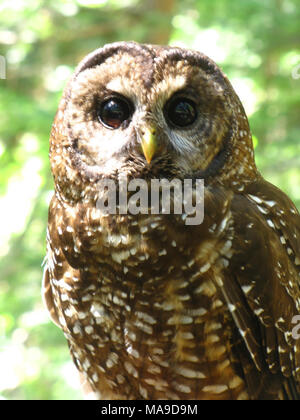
[{"xmin": 43, "ymin": 41, "xmax": 300, "ymax": 400}]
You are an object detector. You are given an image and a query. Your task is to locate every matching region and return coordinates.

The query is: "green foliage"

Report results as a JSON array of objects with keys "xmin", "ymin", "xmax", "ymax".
[{"xmin": 0, "ymin": 0, "xmax": 299, "ymax": 400}]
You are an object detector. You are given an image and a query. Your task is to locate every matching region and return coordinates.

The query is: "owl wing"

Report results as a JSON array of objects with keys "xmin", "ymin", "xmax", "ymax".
[
  {"xmin": 42, "ymin": 262, "xmax": 61, "ymax": 328},
  {"xmin": 221, "ymin": 177, "xmax": 300, "ymax": 399}
]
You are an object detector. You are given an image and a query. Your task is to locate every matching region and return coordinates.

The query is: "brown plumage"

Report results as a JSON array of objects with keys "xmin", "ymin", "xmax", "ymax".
[{"xmin": 43, "ymin": 41, "xmax": 300, "ymax": 400}]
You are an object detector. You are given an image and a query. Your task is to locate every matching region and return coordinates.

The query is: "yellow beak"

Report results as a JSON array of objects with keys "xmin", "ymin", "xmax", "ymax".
[{"xmin": 140, "ymin": 125, "xmax": 157, "ymax": 164}]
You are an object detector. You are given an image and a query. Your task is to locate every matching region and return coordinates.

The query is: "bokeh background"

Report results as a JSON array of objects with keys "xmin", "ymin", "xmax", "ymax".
[{"xmin": 0, "ymin": 0, "xmax": 299, "ymax": 400}]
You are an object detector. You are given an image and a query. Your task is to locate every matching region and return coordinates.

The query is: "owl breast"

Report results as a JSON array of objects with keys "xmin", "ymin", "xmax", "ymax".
[{"xmin": 46, "ymin": 184, "xmax": 251, "ymax": 399}]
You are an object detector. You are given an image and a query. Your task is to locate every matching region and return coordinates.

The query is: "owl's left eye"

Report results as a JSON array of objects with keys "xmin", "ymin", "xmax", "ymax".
[
  {"xmin": 98, "ymin": 97, "xmax": 132, "ymax": 129},
  {"xmin": 164, "ymin": 97, "xmax": 197, "ymax": 128}
]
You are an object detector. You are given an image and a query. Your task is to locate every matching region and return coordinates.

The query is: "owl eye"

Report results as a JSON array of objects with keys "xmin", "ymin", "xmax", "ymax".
[
  {"xmin": 98, "ymin": 97, "xmax": 132, "ymax": 129},
  {"xmin": 165, "ymin": 98, "xmax": 197, "ymax": 128}
]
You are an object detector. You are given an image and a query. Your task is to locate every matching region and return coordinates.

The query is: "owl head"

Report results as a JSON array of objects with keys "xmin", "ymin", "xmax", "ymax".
[{"xmin": 50, "ymin": 41, "xmax": 258, "ymax": 202}]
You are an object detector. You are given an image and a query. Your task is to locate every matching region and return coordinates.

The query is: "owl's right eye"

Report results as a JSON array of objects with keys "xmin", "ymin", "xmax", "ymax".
[{"xmin": 98, "ymin": 97, "xmax": 132, "ymax": 129}]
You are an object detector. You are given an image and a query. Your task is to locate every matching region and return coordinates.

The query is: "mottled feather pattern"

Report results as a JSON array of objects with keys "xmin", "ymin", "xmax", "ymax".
[{"xmin": 44, "ymin": 41, "xmax": 300, "ymax": 400}]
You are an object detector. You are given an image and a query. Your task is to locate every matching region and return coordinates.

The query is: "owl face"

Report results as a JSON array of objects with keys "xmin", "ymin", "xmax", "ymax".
[{"xmin": 52, "ymin": 42, "xmax": 257, "ymax": 197}]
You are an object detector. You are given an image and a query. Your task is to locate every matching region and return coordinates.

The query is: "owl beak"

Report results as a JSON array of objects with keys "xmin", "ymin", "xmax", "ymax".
[{"xmin": 140, "ymin": 126, "xmax": 157, "ymax": 164}]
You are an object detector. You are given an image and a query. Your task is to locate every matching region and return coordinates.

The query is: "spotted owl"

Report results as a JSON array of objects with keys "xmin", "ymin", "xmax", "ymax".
[{"xmin": 43, "ymin": 41, "xmax": 300, "ymax": 400}]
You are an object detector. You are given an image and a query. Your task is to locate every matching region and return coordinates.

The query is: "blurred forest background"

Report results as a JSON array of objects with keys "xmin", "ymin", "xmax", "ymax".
[{"xmin": 0, "ymin": 0, "xmax": 299, "ymax": 400}]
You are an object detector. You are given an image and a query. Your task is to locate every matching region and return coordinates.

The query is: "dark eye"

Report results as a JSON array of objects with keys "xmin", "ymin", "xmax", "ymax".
[
  {"xmin": 98, "ymin": 97, "xmax": 132, "ymax": 129},
  {"xmin": 165, "ymin": 98, "xmax": 197, "ymax": 128}
]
